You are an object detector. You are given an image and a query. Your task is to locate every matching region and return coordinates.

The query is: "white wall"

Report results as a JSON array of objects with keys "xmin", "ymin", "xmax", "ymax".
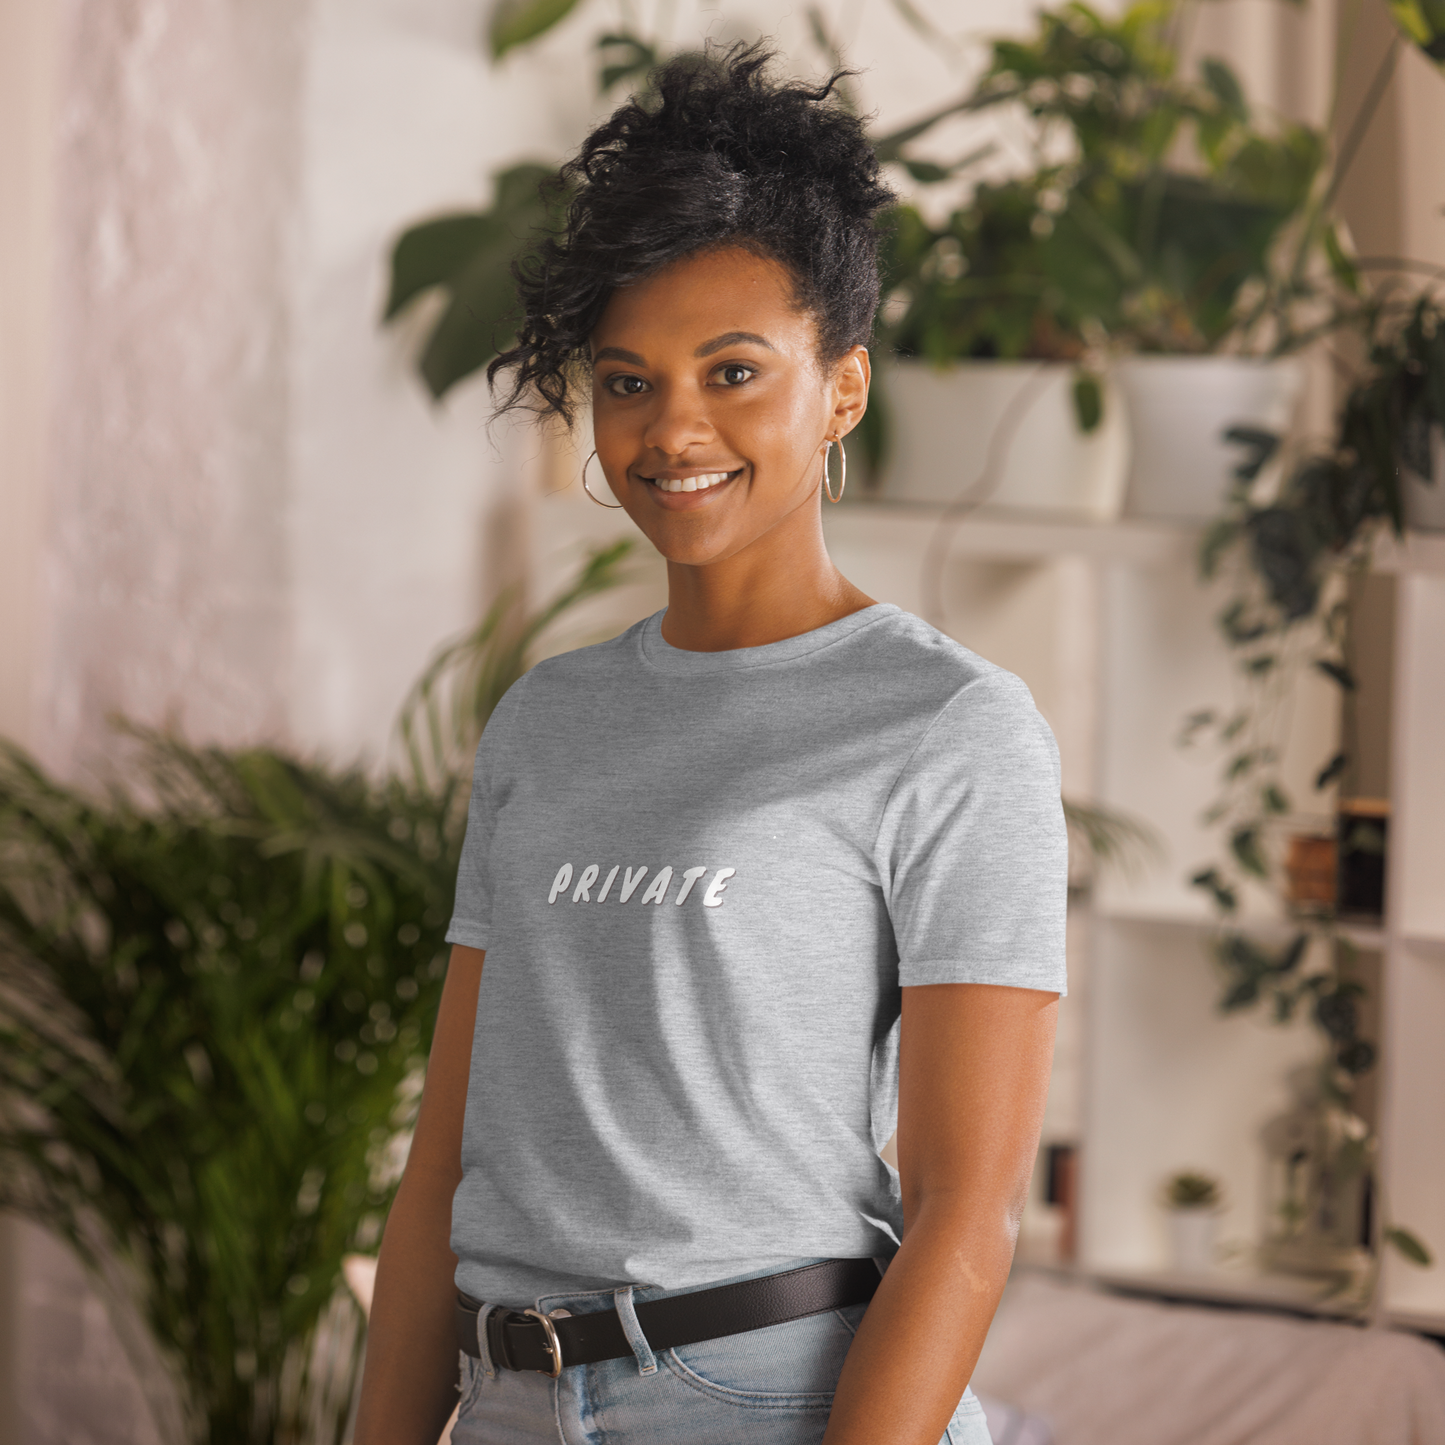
[{"xmin": 0, "ymin": 0, "xmax": 62, "ymax": 756}]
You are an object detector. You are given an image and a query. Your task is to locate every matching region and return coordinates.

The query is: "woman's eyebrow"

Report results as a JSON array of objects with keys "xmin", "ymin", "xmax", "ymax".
[
  {"xmin": 695, "ymin": 331, "xmax": 775, "ymax": 356},
  {"xmin": 593, "ymin": 346, "xmax": 647, "ymax": 365}
]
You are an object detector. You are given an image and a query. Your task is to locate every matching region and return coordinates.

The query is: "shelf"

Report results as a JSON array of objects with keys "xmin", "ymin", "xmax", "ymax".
[
  {"xmin": 1367, "ymin": 530, "xmax": 1445, "ymax": 575},
  {"xmin": 829, "ymin": 498, "xmax": 1445, "ymax": 573},
  {"xmin": 1084, "ymin": 1265, "xmax": 1369, "ymax": 1321},
  {"xmin": 1384, "ymin": 1305, "xmax": 1445, "ymax": 1338},
  {"xmin": 1094, "ymin": 903, "xmax": 1388, "ymax": 951},
  {"xmin": 825, "ymin": 500, "xmax": 1198, "ymax": 566}
]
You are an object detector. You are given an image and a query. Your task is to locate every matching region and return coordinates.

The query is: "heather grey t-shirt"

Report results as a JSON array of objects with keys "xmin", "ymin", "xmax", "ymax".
[{"xmin": 446, "ymin": 603, "xmax": 1067, "ymax": 1307}]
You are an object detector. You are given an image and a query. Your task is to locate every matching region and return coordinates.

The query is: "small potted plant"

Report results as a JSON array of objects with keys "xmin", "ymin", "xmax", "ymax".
[
  {"xmin": 872, "ymin": 172, "xmax": 1131, "ymax": 518},
  {"xmin": 1161, "ymin": 1170, "xmax": 1224, "ymax": 1273}
]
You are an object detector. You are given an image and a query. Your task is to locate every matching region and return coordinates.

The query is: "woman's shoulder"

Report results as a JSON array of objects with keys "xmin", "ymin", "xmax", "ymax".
[
  {"xmin": 517, "ymin": 616, "xmax": 652, "ymax": 687},
  {"xmin": 848, "ymin": 607, "xmax": 1036, "ymax": 713}
]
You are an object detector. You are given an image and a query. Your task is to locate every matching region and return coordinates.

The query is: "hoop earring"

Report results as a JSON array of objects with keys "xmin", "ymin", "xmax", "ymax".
[
  {"xmin": 581, "ymin": 449, "xmax": 623, "ymax": 508},
  {"xmin": 822, "ymin": 436, "xmax": 846, "ymax": 504}
]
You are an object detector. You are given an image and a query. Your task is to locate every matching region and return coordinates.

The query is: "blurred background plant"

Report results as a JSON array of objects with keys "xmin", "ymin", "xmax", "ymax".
[
  {"xmin": 386, "ymin": 0, "xmax": 1341, "ymax": 451},
  {"xmin": 0, "ymin": 543, "xmax": 632, "ymax": 1445},
  {"xmin": 1176, "ymin": 287, "xmax": 1444, "ymax": 1281},
  {"xmin": 1163, "ymin": 1170, "xmax": 1223, "ymax": 1210},
  {"xmin": 880, "ymin": 0, "xmax": 1327, "ymax": 375},
  {"xmin": 1185, "ymin": 290, "xmax": 1445, "ymax": 1013}
]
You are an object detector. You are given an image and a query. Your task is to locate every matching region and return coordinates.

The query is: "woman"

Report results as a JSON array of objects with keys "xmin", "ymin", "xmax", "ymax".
[{"xmin": 354, "ymin": 46, "xmax": 1065, "ymax": 1445}]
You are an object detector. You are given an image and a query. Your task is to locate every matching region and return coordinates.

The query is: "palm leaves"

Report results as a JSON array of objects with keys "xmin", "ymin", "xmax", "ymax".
[
  {"xmin": 0, "ymin": 546, "xmax": 631, "ymax": 1443},
  {"xmin": 0, "ymin": 738, "xmax": 457, "ymax": 1444}
]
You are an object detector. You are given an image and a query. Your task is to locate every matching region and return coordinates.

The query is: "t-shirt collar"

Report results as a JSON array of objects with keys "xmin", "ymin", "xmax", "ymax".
[{"xmin": 637, "ymin": 603, "xmax": 901, "ymax": 675}]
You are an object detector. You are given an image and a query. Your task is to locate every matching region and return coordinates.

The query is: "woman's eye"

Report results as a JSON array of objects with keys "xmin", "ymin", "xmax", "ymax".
[
  {"xmin": 715, "ymin": 364, "xmax": 756, "ymax": 386},
  {"xmin": 606, "ymin": 374, "xmax": 648, "ymax": 396}
]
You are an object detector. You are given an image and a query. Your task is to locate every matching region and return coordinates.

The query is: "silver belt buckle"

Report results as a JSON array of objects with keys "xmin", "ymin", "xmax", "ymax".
[{"xmin": 522, "ymin": 1308, "xmax": 564, "ymax": 1377}]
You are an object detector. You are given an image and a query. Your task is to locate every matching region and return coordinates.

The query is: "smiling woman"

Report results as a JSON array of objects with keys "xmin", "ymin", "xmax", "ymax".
[
  {"xmin": 585, "ymin": 246, "xmax": 873, "ymax": 644},
  {"xmin": 353, "ymin": 43, "xmax": 1067, "ymax": 1445}
]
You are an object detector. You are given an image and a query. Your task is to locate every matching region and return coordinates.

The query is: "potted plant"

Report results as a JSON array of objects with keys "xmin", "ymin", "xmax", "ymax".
[
  {"xmin": 871, "ymin": 0, "xmax": 1326, "ymax": 521},
  {"xmin": 0, "ymin": 545, "xmax": 632, "ymax": 1445},
  {"xmin": 1161, "ymin": 1170, "xmax": 1223, "ymax": 1273},
  {"xmin": 871, "ymin": 174, "xmax": 1133, "ymax": 519}
]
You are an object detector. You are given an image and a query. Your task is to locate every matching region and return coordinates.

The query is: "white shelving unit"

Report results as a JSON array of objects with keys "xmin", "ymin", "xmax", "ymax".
[
  {"xmin": 822, "ymin": 498, "xmax": 1445, "ymax": 1334},
  {"xmin": 525, "ymin": 472, "xmax": 1444, "ymax": 1333}
]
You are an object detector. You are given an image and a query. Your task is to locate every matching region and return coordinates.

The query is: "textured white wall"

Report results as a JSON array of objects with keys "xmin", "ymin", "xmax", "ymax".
[
  {"xmin": 0, "ymin": 0, "xmax": 61, "ymax": 759},
  {"xmin": 37, "ymin": 0, "xmax": 304, "ymax": 775}
]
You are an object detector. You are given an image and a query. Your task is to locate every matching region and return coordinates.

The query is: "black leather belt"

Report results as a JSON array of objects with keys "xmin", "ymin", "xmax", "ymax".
[{"xmin": 456, "ymin": 1258, "xmax": 880, "ymax": 1376}]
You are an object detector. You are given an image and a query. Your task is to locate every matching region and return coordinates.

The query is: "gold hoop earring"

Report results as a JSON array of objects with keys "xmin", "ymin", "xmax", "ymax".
[
  {"xmin": 822, "ymin": 436, "xmax": 846, "ymax": 504},
  {"xmin": 581, "ymin": 450, "xmax": 623, "ymax": 508}
]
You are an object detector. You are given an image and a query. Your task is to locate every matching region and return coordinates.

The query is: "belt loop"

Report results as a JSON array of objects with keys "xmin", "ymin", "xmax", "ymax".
[
  {"xmin": 612, "ymin": 1286, "xmax": 657, "ymax": 1376},
  {"xmin": 475, "ymin": 1302, "xmax": 498, "ymax": 1377}
]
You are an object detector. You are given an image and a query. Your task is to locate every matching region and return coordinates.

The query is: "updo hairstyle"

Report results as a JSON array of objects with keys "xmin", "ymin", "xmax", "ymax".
[{"xmin": 488, "ymin": 43, "xmax": 895, "ymax": 425}]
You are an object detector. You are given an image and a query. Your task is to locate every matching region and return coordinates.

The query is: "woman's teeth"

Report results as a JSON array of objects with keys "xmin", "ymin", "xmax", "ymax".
[{"xmin": 649, "ymin": 471, "xmax": 732, "ymax": 493}]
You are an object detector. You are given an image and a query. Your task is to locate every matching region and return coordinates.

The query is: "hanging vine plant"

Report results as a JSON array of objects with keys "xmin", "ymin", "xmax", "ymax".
[{"xmin": 1182, "ymin": 289, "xmax": 1443, "ymax": 1272}]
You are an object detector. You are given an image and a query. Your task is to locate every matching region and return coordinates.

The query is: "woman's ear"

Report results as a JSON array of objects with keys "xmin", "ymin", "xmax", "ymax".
[{"xmin": 829, "ymin": 345, "xmax": 871, "ymax": 439}]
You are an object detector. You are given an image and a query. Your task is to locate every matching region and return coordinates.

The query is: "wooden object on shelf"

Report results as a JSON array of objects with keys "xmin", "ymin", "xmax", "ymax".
[
  {"xmin": 1284, "ymin": 833, "xmax": 1336, "ymax": 909},
  {"xmin": 1044, "ymin": 1144, "xmax": 1078, "ymax": 1263}
]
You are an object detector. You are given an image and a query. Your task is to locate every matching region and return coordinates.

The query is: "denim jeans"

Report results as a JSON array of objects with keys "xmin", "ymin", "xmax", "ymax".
[{"xmin": 451, "ymin": 1264, "xmax": 993, "ymax": 1445}]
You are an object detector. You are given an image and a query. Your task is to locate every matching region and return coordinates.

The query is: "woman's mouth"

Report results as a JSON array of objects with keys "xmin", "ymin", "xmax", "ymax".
[{"xmin": 642, "ymin": 469, "xmax": 742, "ymax": 494}]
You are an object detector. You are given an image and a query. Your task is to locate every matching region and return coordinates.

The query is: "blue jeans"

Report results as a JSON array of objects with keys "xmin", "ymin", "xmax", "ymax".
[{"xmin": 451, "ymin": 1265, "xmax": 993, "ymax": 1445}]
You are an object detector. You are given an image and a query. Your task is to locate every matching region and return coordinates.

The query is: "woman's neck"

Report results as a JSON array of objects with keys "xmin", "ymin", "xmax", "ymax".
[{"xmin": 658, "ymin": 502, "xmax": 875, "ymax": 652}]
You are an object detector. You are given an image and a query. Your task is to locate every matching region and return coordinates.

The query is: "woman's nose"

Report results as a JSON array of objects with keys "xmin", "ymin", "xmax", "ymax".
[{"xmin": 642, "ymin": 383, "xmax": 715, "ymax": 457}]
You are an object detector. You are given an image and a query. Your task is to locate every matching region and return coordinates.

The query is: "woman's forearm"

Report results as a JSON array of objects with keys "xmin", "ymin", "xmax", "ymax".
[
  {"xmin": 821, "ymin": 1196, "xmax": 1016, "ymax": 1445},
  {"xmin": 351, "ymin": 1160, "xmax": 464, "ymax": 1445},
  {"xmin": 353, "ymin": 946, "xmax": 483, "ymax": 1445}
]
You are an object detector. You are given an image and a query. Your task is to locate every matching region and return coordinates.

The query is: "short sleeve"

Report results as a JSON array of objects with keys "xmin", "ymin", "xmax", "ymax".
[
  {"xmin": 875, "ymin": 670, "xmax": 1068, "ymax": 993},
  {"xmin": 445, "ymin": 676, "xmax": 528, "ymax": 951}
]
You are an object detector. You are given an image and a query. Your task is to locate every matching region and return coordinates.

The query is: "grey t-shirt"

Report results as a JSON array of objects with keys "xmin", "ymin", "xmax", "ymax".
[{"xmin": 445, "ymin": 603, "xmax": 1067, "ymax": 1307}]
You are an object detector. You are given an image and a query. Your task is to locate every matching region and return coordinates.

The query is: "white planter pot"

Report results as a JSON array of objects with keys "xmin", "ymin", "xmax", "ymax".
[
  {"xmin": 1116, "ymin": 356, "xmax": 1304, "ymax": 523},
  {"xmin": 877, "ymin": 361, "xmax": 1130, "ymax": 520},
  {"xmin": 1403, "ymin": 426, "xmax": 1445, "ymax": 532},
  {"xmin": 1166, "ymin": 1208, "xmax": 1219, "ymax": 1274}
]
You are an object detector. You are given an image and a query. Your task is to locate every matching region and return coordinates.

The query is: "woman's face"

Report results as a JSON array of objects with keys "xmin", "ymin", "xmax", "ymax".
[{"xmin": 589, "ymin": 246, "xmax": 869, "ymax": 568}]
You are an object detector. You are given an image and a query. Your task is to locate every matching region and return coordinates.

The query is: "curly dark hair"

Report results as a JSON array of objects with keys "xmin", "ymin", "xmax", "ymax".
[{"xmin": 488, "ymin": 43, "xmax": 895, "ymax": 425}]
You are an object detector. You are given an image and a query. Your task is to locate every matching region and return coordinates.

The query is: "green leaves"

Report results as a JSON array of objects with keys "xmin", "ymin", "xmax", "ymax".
[
  {"xmin": 597, "ymin": 31, "xmax": 658, "ymax": 92},
  {"xmin": 384, "ymin": 215, "xmax": 501, "ymax": 321},
  {"xmin": 878, "ymin": 179, "xmax": 1096, "ymax": 364},
  {"xmin": 396, "ymin": 539, "xmax": 635, "ymax": 796},
  {"xmin": 0, "ymin": 738, "xmax": 459, "ymax": 1444},
  {"xmin": 1072, "ymin": 370, "xmax": 1104, "ymax": 432},
  {"xmin": 1191, "ymin": 866, "xmax": 1238, "ymax": 914},
  {"xmin": 1261, "ymin": 783, "xmax": 1291, "ymax": 815},
  {"xmin": 1248, "ymin": 506, "xmax": 1323, "ymax": 621},
  {"xmin": 1314, "ymin": 658, "xmax": 1357, "ymax": 691},
  {"xmin": 384, "ymin": 163, "xmax": 562, "ymax": 400},
  {"xmin": 488, "ymin": 0, "xmax": 582, "ymax": 59},
  {"xmin": 1224, "ymin": 425, "xmax": 1280, "ymax": 483},
  {"xmin": 1388, "ymin": 0, "xmax": 1445, "ymax": 64},
  {"xmin": 1385, "ymin": 1225, "xmax": 1436, "ymax": 1266},
  {"xmin": 1230, "ymin": 826, "xmax": 1268, "ymax": 877},
  {"xmin": 1323, "ymin": 222, "xmax": 1361, "ymax": 296},
  {"xmin": 0, "ymin": 551, "xmax": 633, "ymax": 1445},
  {"xmin": 1212, "ymin": 931, "xmax": 1308, "ymax": 1011},
  {"xmin": 1200, "ymin": 57, "xmax": 1247, "ymax": 122}
]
